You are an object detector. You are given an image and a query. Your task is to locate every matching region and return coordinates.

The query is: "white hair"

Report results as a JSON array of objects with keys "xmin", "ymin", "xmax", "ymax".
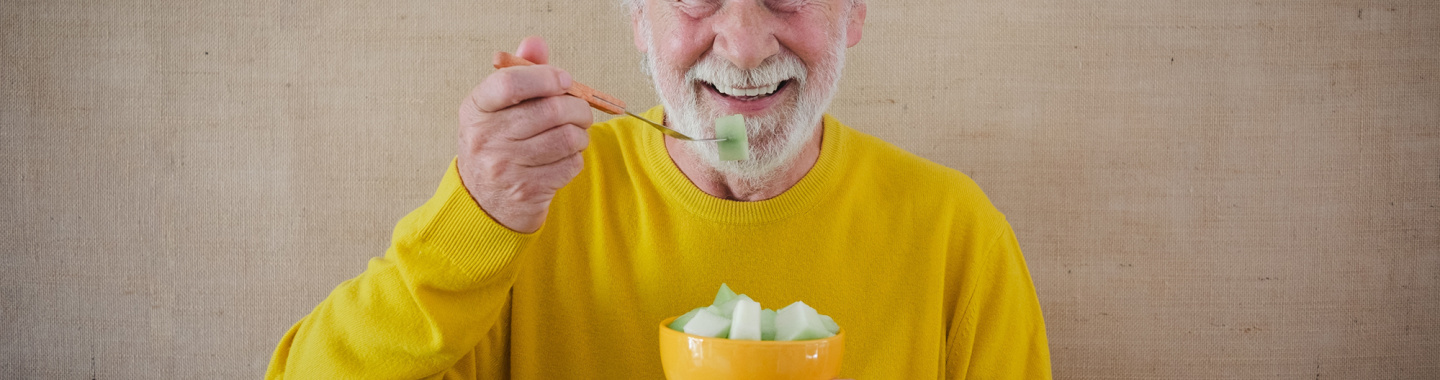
[
  {"xmin": 637, "ymin": 1, "xmax": 851, "ymax": 185},
  {"xmin": 620, "ymin": 0, "xmax": 641, "ymax": 15}
]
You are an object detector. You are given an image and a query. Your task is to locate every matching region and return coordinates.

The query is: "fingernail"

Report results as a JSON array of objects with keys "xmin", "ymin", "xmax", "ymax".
[{"xmin": 557, "ymin": 71, "xmax": 573, "ymax": 90}]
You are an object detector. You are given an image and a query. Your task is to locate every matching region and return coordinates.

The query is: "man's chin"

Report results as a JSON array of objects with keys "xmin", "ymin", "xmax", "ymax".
[
  {"xmin": 680, "ymin": 115, "xmax": 815, "ymax": 184},
  {"xmin": 691, "ymin": 91, "xmax": 800, "ymax": 136},
  {"xmin": 663, "ymin": 79, "xmax": 820, "ymax": 184}
]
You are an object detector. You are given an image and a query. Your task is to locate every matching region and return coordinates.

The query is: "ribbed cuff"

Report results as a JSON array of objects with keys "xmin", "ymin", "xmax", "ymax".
[{"xmin": 412, "ymin": 158, "xmax": 536, "ymax": 283}]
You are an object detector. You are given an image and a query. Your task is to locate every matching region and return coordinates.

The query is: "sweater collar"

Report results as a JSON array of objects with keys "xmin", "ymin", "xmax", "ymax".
[{"xmin": 636, "ymin": 106, "xmax": 850, "ymax": 224}]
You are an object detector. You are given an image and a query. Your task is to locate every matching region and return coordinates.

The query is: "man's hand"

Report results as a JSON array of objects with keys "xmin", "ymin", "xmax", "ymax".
[{"xmin": 457, "ymin": 36, "xmax": 592, "ymax": 233}]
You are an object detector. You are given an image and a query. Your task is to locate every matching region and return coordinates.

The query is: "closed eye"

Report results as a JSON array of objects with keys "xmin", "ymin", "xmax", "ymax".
[
  {"xmin": 674, "ymin": 0, "xmax": 721, "ymax": 17},
  {"xmin": 764, "ymin": 0, "xmax": 811, "ymax": 13}
]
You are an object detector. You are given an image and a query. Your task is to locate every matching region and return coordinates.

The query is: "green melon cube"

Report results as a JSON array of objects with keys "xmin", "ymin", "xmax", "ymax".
[
  {"xmin": 712, "ymin": 283, "xmax": 738, "ymax": 307},
  {"xmin": 760, "ymin": 309, "xmax": 777, "ymax": 341},
  {"xmin": 819, "ymin": 314, "xmax": 840, "ymax": 334},
  {"xmin": 683, "ymin": 308, "xmax": 732, "ymax": 338},
  {"xmin": 775, "ymin": 301, "xmax": 835, "ymax": 341},
  {"xmin": 714, "ymin": 114, "xmax": 749, "ymax": 161},
  {"xmin": 708, "ymin": 294, "xmax": 753, "ymax": 319},
  {"xmin": 728, "ymin": 298, "xmax": 763, "ymax": 340},
  {"xmin": 669, "ymin": 307, "xmax": 706, "ymax": 331},
  {"xmin": 776, "ymin": 300, "xmax": 803, "ymax": 315}
]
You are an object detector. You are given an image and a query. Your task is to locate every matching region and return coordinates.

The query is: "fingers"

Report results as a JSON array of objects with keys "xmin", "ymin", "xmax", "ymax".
[
  {"xmin": 510, "ymin": 124, "xmax": 590, "ymax": 167},
  {"xmin": 471, "ymin": 65, "xmax": 574, "ymax": 113},
  {"xmin": 516, "ymin": 36, "xmax": 550, "ymax": 65},
  {"xmin": 496, "ymin": 95, "xmax": 593, "ymax": 140},
  {"xmin": 450, "ymin": 36, "xmax": 590, "ymax": 234},
  {"xmin": 529, "ymin": 150, "xmax": 585, "ymax": 187}
]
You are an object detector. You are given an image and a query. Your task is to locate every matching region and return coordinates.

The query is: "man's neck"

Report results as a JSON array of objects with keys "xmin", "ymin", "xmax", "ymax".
[{"xmin": 664, "ymin": 121, "xmax": 824, "ymax": 202}]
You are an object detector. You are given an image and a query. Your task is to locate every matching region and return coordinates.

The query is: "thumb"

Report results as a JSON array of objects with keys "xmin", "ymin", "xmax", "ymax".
[{"xmin": 516, "ymin": 36, "xmax": 550, "ymax": 65}]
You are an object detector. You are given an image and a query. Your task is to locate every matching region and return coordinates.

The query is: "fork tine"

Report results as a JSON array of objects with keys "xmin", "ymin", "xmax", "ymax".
[
  {"xmin": 492, "ymin": 51, "xmax": 721, "ymax": 142},
  {"xmin": 623, "ymin": 111, "xmax": 725, "ymax": 142}
]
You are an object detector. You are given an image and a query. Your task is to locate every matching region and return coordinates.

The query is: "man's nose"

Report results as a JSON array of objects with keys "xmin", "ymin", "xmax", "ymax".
[{"xmin": 711, "ymin": 0, "xmax": 779, "ymax": 70}]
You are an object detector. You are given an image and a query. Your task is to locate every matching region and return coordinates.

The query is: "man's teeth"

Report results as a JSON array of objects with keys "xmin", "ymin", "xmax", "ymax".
[{"xmin": 713, "ymin": 82, "xmax": 781, "ymax": 98}]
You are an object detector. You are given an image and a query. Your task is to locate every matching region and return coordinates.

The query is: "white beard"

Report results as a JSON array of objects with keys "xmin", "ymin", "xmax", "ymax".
[{"xmin": 640, "ymin": 20, "xmax": 849, "ymax": 186}]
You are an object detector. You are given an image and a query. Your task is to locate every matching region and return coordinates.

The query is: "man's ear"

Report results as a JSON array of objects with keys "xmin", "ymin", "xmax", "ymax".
[
  {"xmin": 846, "ymin": 1, "xmax": 866, "ymax": 47},
  {"xmin": 632, "ymin": 5, "xmax": 649, "ymax": 53}
]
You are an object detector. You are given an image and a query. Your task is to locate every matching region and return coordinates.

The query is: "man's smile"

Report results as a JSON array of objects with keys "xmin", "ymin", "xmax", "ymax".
[{"xmin": 698, "ymin": 79, "xmax": 795, "ymax": 114}]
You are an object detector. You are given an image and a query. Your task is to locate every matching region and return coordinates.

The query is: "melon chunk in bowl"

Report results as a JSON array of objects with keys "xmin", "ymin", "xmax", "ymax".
[
  {"xmin": 775, "ymin": 301, "xmax": 836, "ymax": 341},
  {"xmin": 659, "ymin": 283, "xmax": 845, "ymax": 379},
  {"xmin": 683, "ymin": 308, "xmax": 733, "ymax": 339}
]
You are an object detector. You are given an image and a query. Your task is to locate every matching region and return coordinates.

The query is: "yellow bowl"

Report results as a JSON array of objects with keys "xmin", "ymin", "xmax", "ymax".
[{"xmin": 658, "ymin": 316, "xmax": 845, "ymax": 380}]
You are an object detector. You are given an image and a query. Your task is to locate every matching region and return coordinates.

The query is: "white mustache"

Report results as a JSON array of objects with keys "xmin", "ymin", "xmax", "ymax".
[{"xmin": 685, "ymin": 53, "xmax": 808, "ymax": 90}]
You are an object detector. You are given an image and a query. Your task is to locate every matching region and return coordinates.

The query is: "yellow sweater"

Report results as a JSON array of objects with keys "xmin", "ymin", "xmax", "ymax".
[{"xmin": 267, "ymin": 107, "xmax": 1051, "ymax": 379}]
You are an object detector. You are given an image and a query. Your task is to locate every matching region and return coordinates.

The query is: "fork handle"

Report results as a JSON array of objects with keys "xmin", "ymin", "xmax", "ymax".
[{"xmin": 492, "ymin": 52, "xmax": 627, "ymax": 115}]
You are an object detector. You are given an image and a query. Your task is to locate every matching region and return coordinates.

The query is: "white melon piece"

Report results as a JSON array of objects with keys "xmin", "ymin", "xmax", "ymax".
[
  {"xmin": 777, "ymin": 301, "xmax": 800, "ymax": 315},
  {"xmin": 774, "ymin": 301, "xmax": 835, "ymax": 341},
  {"xmin": 760, "ymin": 309, "xmax": 778, "ymax": 341},
  {"xmin": 728, "ymin": 298, "xmax": 763, "ymax": 340},
  {"xmin": 683, "ymin": 308, "xmax": 732, "ymax": 338},
  {"xmin": 819, "ymin": 314, "xmax": 840, "ymax": 334},
  {"xmin": 708, "ymin": 294, "xmax": 753, "ymax": 319},
  {"xmin": 712, "ymin": 283, "xmax": 738, "ymax": 307},
  {"xmin": 669, "ymin": 307, "xmax": 705, "ymax": 331}
]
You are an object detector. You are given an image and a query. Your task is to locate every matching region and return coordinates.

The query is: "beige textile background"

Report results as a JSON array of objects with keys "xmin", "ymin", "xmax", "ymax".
[{"xmin": 2, "ymin": 0, "xmax": 1437, "ymax": 378}]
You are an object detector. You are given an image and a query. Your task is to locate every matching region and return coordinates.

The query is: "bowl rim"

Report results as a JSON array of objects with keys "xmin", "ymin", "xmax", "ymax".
[{"xmin": 658, "ymin": 316, "xmax": 845, "ymax": 345}]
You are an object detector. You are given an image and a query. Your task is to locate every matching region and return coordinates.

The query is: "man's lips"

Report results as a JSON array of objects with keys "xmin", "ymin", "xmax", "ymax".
[{"xmin": 699, "ymin": 80, "xmax": 793, "ymax": 115}]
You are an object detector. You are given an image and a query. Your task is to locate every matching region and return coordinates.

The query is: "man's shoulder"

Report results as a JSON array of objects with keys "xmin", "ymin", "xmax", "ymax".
[
  {"xmin": 834, "ymin": 118, "xmax": 1005, "ymax": 222},
  {"xmin": 841, "ymin": 125, "xmax": 971, "ymax": 184},
  {"xmin": 586, "ymin": 116, "xmax": 632, "ymax": 153},
  {"xmin": 577, "ymin": 116, "xmax": 646, "ymax": 173}
]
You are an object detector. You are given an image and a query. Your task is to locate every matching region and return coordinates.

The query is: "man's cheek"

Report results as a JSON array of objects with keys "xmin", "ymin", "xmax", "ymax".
[{"xmin": 657, "ymin": 31, "xmax": 708, "ymax": 70}]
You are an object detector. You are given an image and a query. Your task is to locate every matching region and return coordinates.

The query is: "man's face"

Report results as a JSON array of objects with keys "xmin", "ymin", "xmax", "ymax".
[{"xmin": 633, "ymin": 0, "xmax": 865, "ymax": 182}]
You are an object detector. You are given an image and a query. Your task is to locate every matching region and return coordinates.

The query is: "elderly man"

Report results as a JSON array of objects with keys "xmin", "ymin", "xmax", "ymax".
[{"xmin": 267, "ymin": 0, "xmax": 1050, "ymax": 378}]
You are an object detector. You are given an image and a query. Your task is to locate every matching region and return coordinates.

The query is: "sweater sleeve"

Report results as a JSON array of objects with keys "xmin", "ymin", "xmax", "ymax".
[
  {"xmin": 945, "ymin": 224, "xmax": 1053, "ymax": 379},
  {"xmin": 265, "ymin": 158, "xmax": 534, "ymax": 379}
]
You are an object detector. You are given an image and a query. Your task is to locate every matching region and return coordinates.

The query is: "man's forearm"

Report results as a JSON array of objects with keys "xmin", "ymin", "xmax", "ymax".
[{"xmin": 266, "ymin": 159, "xmax": 534, "ymax": 378}]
